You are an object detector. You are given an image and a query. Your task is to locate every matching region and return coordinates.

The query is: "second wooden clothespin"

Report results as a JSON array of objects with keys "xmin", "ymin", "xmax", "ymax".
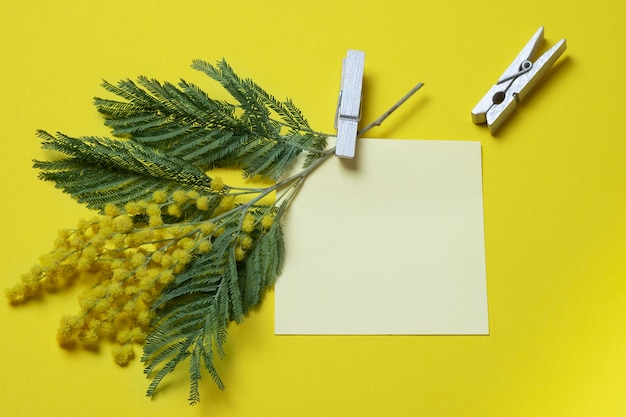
[{"xmin": 335, "ymin": 50, "xmax": 365, "ymax": 159}]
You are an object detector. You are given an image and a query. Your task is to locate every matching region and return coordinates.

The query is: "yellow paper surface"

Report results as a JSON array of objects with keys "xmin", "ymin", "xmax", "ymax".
[
  {"xmin": 275, "ymin": 139, "xmax": 488, "ymax": 335},
  {"xmin": 2, "ymin": 1, "xmax": 626, "ymax": 416}
]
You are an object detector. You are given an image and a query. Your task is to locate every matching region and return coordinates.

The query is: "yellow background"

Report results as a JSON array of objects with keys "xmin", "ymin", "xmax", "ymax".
[{"xmin": 1, "ymin": 1, "xmax": 625, "ymax": 416}]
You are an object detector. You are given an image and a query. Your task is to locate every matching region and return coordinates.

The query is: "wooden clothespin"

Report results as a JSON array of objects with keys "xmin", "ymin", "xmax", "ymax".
[
  {"xmin": 335, "ymin": 50, "xmax": 365, "ymax": 159},
  {"xmin": 471, "ymin": 26, "xmax": 566, "ymax": 133}
]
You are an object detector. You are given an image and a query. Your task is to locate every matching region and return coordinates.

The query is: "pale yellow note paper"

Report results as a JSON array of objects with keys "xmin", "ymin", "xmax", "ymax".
[{"xmin": 274, "ymin": 138, "xmax": 488, "ymax": 335}]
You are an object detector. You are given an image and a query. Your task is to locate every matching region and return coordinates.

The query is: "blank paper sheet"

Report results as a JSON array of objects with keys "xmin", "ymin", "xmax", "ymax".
[{"xmin": 274, "ymin": 139, "xmax": 488, "ymax": 335}]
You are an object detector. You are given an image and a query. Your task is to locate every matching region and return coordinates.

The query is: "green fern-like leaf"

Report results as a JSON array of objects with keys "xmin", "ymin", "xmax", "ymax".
[
  {"xmin": 142, "ymin": 206, "xmax": 286, "ymax": 403},
  {"xmin": 94, "ymin": 59, "xmax": 330, "ymax": 181},
  {"xmin": 238, "ymin": 212, "xmax": 285, "ymax": 311},
  {"xmin": 33, "ymin": 130, "xmax": 225, "ymax": 211},
  {"xmin": 145, "ymin": 223, "xmax": 236, "ymax": 401}
]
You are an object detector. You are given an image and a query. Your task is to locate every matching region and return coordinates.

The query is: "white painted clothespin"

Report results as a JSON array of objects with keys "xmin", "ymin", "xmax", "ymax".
[
  {"xmin": 335, "ymin": 50, "xmax": 365, "ymax": 159},
  {"xmin": 471, "ymin": 26, "xmax": 567, "ymax": 133}
]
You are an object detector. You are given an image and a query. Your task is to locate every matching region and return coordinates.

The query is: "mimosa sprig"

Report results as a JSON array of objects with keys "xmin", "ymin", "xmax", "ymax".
[{"xmin": 5, "ymin": 58, "xmax": 421, "ymax": 404}]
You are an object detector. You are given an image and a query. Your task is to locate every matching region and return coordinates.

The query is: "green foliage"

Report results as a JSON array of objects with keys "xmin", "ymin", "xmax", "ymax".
[
  {"xmin": 22, "ymin": 58, "xmax": 333, "ymax": 404},
  {"xmin": 238, "ymin": 210, "xmax": 285, "ymax": 310},
  {"xmin": 34, "ymin": 130, "xmax": 216, "ymax": 210},
  {"xmin": 144, "ymin": 210, "xmax": 285, "ymax": 404},
  {"xmin": 94, "ymin": 59, "xmax": 329, "ymax": 181}
]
